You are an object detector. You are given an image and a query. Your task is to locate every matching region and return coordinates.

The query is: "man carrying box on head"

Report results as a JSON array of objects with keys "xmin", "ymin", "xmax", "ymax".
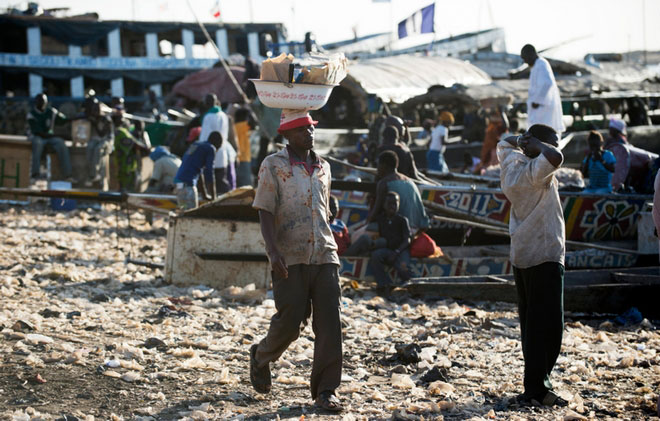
[{"xmin": 249, "ymin": 109, "xmax": 344, "ymax": 412}]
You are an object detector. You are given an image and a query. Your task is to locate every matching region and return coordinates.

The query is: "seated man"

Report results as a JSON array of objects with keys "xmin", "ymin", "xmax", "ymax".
[
  {"xmin": 27, "ymin": 93, "xmax": 72, "ymax": 181},
  {"xmin": 148, "ymin": 146, "xmax": 181, "ymax": 193},
  {"xmin": 367, "ymin": 150, "xmax": 430, "ymax": 233},
  {"xmin": 370, "ymin": 192, "xmax": 412, "ymax": 296},
  {"xmin": 173, "ymin": 131, "xmax": 222, "ymax": 210},
  {"xmin": 376, "ymin": 126, "xmax": 418, "ymax": 180},
  {"xmin": 580, "ymin": 131, "xmax": 616, "ymax": 194}
]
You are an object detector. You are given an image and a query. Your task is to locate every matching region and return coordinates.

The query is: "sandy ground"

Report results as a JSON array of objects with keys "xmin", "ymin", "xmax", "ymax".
[{"xmin": 0, "ymin": 204, "xmax": 659, "ymax": 421}]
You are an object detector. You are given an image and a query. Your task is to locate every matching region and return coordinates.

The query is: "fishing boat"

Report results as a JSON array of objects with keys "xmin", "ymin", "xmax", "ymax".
[
  {"xmin": 332, "ymin": 184, "xmax": 652, "ymax": 243},
  {"xmin": 403, "ymin": 266, "xmax": 660, "ymax": 317},
  {"xmin": 339, "ymin": 245, "xmax": 638, "ymax": 282}
]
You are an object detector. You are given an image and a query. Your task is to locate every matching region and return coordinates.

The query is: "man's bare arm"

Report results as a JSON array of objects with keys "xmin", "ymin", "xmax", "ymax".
[{"xmin": 258, "ymin": 210, "xmax": 288, "ymax": 279}]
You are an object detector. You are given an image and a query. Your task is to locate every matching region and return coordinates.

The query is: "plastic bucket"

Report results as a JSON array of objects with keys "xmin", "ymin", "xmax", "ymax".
[{"xmin": 250, "ymin": 79, "xmax": 337, "ymax": 110}]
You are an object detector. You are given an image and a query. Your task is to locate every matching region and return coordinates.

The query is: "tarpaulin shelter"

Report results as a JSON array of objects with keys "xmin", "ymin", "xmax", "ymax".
[
  {"xmin": 171, "ymin": 66, "xmax": 246, "ymax": 104},
  {"xmin": 341, "ymin": 55, "xmax": 492, "ymax": 105}
]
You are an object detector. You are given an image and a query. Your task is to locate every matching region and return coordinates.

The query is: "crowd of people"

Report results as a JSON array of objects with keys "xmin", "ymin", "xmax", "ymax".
[{"xmin": 18, "ymin": 43, "xmax": 660, "ymax": 416}]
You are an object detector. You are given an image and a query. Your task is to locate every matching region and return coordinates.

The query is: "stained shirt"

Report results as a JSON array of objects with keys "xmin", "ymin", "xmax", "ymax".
[
  {"xmin": 497, "ymin": 140, "xmax": 565, "ymax": 268},
  {"xmin": 252, "ymin": 146, "xmax": 339, "ymax": 266},
  {"xmin": 527, "ymin": 56, "xmax": 566, "ymax": 134}
]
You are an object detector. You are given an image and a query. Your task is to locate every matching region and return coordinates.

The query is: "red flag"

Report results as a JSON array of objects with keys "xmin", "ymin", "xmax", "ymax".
[{"xmin": 210, "ymin": 1, "xmax": 221, "ymax": 19}]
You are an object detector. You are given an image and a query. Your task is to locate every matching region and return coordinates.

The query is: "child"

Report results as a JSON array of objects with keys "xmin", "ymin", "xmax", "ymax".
[
  {"xmin": 369, "ymin": 191, "xmax": 412, "ymax": 296},
  {"xmin": 328, "ymin": 196, "xmax": 350, "ymax": 256},
  {"xmin": 580, "ymin": 131, "xmax": 616, "ymax": 193}
]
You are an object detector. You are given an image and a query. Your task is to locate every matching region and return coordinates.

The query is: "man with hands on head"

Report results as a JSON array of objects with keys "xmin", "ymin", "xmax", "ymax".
[
  {"xmin": 250, "ymin": 109, "xmax": 344, "ymax": 412},
  {"xmin": 498, "ymin": 124, "xmax": 568, "ymax": 408}
]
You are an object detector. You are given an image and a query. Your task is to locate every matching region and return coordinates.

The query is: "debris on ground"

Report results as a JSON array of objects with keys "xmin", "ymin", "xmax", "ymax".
[{"xmin": 0, "ymin": 204, "xmax": 658, "ymax": 419}]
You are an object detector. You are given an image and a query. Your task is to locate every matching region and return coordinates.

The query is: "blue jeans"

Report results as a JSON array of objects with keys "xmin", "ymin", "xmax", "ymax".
[
  {"xmin": 86, "ymin": 136, "xmax": 113, "ymax": 181},
  {"xmin": 30, "ymin": 135, "xmax": 72, "ymax": 178},
  {"xmin": 176, "ymin": 185, "xmax": 198, "ymax": 210},
  {"xmin": 426, "ymin": 149, "xmax": 449, "ymax": 173},
  {"xmin": 369, "ymin": 248, "xmax": 411, "ymax": 288}
]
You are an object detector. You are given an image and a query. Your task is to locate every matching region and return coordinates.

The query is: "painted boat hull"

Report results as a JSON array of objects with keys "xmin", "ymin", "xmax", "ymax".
[
  {"xmin": 404, "ymin": 267, "xmax": 660, "ymax": 316},
  {"xmin": 332, "ymin": 186, "xmax": 652, "ymax": 242},
  {"xmin": 339, "ymin": 249, "xmax": 637, "ymax": 283}
]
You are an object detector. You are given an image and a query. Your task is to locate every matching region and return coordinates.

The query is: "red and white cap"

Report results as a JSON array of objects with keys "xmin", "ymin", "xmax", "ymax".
[{"xmin": 277, "ymin": 109, "xmax": 318, "ymax": 134}]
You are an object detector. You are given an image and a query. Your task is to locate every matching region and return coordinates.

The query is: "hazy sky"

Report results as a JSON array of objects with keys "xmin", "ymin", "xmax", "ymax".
[{"xmin": 2, "ymin": 0, "xmax": 659, "ymax": 61}]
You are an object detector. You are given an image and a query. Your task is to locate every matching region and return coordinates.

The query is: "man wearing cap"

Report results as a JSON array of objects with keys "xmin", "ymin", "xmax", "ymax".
[
  {"xmin": 498, "ymin": 124, "xmax": 567, "ymax": 408},
  {"xmin": 427, "ymin": 111, "xmax": 453, "ymax": 172},
  {"xmin": 199, "ymin": 93, "xmax": 238, "ymax": 194},
  {"xmin": 250, "ymin": 109, "xmax": 344, "ymax": 412},
  {"xmin": 606, "ymin": 118, "xmax": 658, "ymax": 193},
  {"xmin": 521, "ymin": 44, "xmax": 565, "ymax": 135}
]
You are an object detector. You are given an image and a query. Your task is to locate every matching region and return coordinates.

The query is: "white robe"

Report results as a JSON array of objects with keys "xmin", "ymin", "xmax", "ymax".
[
  {"xmin": 199, "ymin": 109, "xmax": 237, "ymax": 169},
  {"xmin": 527, "ymin": 56, "xmax": 565, "ymax": 135}
]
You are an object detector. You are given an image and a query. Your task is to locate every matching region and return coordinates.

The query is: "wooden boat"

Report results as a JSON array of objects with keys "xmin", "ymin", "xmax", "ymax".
[
  {"xmin": 332, "ymin": 184, "xmax": 652, "ymax": 242},
  {"xmin": 402, "ymin": 266, "xmax": 660, "ymax": 317},
  {"xmin": 339, "ymin": 245, "xmax": 638, "ymax": 282},
  {"xmin": 0, "ymin": 187, "xmax": 178, "ymax": 213}
]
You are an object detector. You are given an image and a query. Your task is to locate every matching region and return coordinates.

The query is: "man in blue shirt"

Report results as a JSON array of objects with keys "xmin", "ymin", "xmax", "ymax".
[
  {"xmin": 174, "ymin": 131, "xmax": 222, "ymax": 210},
  {"xmin": 580, "ymin": 131, "xmax": 616, "ymax": 194}
]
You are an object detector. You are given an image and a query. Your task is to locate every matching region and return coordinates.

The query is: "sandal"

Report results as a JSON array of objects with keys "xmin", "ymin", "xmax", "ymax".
[
  {"xmin": 249, "ymin": 344, "xmax": 271, "ymax": 393},
  {"xmin": 531, "ymin": 391, "xmax": 568, "ymax": 407},
  {"xmin": 315, "ymin": 390, "xmax": 344, "ymax": 412}
]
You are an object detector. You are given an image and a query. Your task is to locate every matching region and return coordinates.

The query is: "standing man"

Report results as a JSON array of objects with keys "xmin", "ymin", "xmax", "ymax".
[
  {"xmin": 250, "ymin": 109, "xmax": 343, "ymax": 412},
  {"xmin": 27, "ymin": 93, "xmax": 72, "ymax": 181},
  {"xmin": 498, "ymin": 124, "xmax": 568, "ymax": 407},
  {"xmin": 521, "ymin": 44, "xmax": 565, "ymax": 135},
  {"xmin": 173, "ymin": 131, "xmax": 222, "ymax": 210},
  {"xmin": 85, "ymin": 101, "xmax": 115, "ymax": 188},
  {"xmin": 234, "ymin": 107, "xmax": 253, "ymax": 187},
  {"xmin": 428, "ymin": 111, "xmax": 453, "ymax": 173},
  {"xmin": 199, "ymin": 93, "xmax": 238, "ymax": 192}
]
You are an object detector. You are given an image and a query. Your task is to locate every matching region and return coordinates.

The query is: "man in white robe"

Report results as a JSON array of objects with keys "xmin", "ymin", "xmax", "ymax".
[{"xmin": 521, "ymin": 44, "xmax": 565, "ymax": 135}]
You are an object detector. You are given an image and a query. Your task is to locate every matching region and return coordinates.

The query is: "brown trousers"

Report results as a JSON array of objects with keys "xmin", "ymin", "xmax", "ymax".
[{"xmin": 254, "ymin": 263, "xmax": 343, "ymax": 399}]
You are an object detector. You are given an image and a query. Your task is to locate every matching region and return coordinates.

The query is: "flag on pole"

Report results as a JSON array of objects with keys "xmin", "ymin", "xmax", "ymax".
[
  {"xmin": 210, "ymin": 0, "xmax": 221, "ymax": 19},
  {"xmin": 398, "ymin": 3, "xmax": 435, "ymax": 39}
]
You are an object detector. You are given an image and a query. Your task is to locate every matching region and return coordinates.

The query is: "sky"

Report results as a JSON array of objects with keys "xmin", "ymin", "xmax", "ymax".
[{"xmin": 2, "ymin": 0, "xmax": 659, "ymax": 61}]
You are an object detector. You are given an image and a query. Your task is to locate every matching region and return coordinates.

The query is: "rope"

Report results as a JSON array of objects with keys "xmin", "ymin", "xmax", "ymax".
[{"xmin": 185, "ymin": 0, "xmax": 273, "ymax": 142}]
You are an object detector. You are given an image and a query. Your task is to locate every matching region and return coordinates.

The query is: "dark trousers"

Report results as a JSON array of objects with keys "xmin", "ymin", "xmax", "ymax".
[
  {"xmin": 254, "ymin": 264, "xmax": 342, "ymax": 399},
  {"xmin": 370, "ymin": 248, "xmax": 411, "ymax": 287},
  {"xmin": 513, "ymin": 261, "xmax": 564, "ymax": 398}
]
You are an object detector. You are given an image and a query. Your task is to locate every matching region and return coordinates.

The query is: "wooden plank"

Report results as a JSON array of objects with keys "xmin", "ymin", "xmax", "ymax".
[
  {"xmin": 0, "ymin": 139, "xmax": 31, "ymax": 200},
  {"xmin": 404, "ymin": 280, "xmax": 660, "ymax": 316}
]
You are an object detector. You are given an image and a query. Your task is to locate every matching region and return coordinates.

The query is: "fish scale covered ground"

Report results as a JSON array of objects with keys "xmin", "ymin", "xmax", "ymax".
[{"xmin": 0, "ymin": 204, "xmax": 659, "ymax": 420}]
